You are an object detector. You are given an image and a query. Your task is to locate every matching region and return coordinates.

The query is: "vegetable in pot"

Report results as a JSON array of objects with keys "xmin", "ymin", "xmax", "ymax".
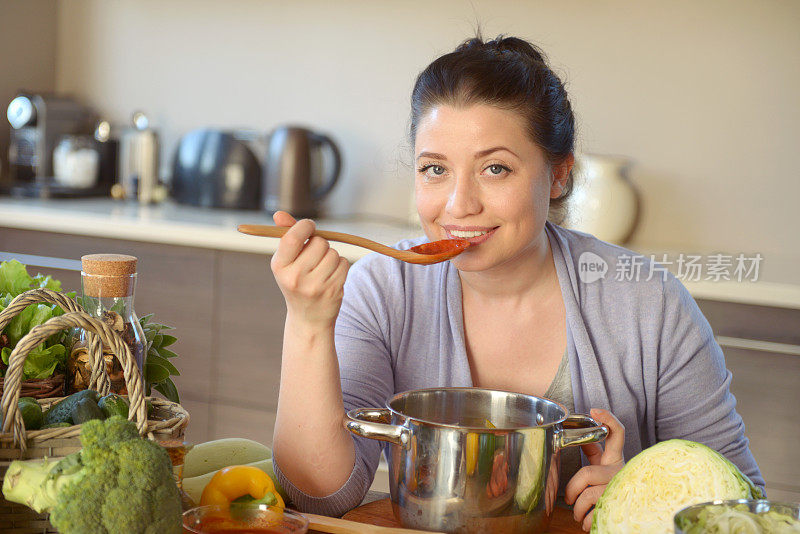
[
  {"xmin": 592, "ymin": 439, "xmax": 763, "ymax": 534},
  {"xmin": 514, "ymin": 428, "xmax": 546, "ymax": 513}
]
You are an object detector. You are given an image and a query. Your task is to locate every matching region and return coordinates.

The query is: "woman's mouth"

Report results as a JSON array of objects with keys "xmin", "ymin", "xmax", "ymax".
[{"xmin": 444, "ymin": 226, "xmax": 497, "ymax": 245}]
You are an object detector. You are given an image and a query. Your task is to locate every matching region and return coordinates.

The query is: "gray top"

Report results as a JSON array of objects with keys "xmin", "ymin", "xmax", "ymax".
[
  {"xmin": 542, "ymin": 349, "xmax": 581, "ymax": 497},
  {"xmin": 273, "ymin": 222, "xmax": 764, "ymax": 516}
]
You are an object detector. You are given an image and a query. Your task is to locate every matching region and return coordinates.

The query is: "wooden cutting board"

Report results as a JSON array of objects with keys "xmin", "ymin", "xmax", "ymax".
[
  {"xmin": 306, "ymin": 510, "xmax": 442, "ymax": 533},
  {"xmin": 339, "ymin": 498, "xmax": 585, "ymax": 533}
]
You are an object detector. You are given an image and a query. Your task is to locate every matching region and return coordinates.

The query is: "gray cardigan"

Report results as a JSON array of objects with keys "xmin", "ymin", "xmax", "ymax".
[{"xmin": 273, "ymin": 222, "xmax": 764, "ymax": 516}]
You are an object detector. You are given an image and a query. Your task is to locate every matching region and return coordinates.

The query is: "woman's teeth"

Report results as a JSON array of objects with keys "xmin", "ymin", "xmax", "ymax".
[{"xmin": 450, "ymin": 229, "xmax": 488, "ymax": 238}]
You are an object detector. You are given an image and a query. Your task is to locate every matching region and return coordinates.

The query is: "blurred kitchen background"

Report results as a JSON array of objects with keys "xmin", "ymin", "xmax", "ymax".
[
  {"xmin": 1, "ymin": 0, "xmax": 797, "ymax": 252},
  {"xmin": 1, "ymin": 0, "xmax": 798, "ymax": 500}
]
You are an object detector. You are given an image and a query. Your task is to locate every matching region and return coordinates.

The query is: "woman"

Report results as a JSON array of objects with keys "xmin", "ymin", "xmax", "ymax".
[{"xmin": 268, "ymin": 36, "xmax": 763, "ymax": 529}]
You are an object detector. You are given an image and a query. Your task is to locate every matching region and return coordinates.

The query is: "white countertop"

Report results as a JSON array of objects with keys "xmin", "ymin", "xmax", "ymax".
[
  {"xmin": 0, "ymin": 197, "xmax": 417, "ymax": 261},
  {"xmin": 2, "ymin": 197, "xmax": 799, "ymax": 309}
]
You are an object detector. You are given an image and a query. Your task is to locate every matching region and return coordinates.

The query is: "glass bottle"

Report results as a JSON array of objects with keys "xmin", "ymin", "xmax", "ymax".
[{"xmin": 68, "ymin": 254, "xmax": 145, "ymax": 394}]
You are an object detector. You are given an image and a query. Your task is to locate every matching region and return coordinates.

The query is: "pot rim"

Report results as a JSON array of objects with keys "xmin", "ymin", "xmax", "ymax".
[{"xmin": 383, "ymin": 386, "xmax": 570, "ymax": 432}]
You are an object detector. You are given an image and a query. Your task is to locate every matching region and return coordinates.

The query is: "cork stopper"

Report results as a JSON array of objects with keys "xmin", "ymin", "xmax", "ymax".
[{"xmin": 81, "ymin": 254, "xmax": 138, "ymax": 298}]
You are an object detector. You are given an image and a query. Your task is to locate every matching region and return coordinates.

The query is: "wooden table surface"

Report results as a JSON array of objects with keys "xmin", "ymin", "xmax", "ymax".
[{"xmin": 309, "ymin": 497, "xmax": 585, "ymax": 533}]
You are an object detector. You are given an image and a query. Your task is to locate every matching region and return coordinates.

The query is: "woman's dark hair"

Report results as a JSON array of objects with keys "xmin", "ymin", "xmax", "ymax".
[{"xmin": 410, "ymin": 35, "xmax": 575, "ymax": 222}]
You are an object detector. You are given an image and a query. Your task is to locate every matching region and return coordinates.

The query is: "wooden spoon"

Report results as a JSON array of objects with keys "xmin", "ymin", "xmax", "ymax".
[{"xmin": 237, "ymin": 224, "xmax": 470, "ymax": 265}]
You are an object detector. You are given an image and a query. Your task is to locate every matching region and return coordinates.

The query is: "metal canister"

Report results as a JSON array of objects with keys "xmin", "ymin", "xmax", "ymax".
[{"xmin": 119, "ymin": 111, "xmax": 159, "ymax": 203}]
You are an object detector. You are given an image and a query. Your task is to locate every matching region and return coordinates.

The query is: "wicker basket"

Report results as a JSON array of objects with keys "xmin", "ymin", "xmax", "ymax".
[
  {"xmin": 0, "ymin": 289, "xmax": 190, "ymax": 533},
  {"xmin": 0, "ymin": 288, "xmax": 82, "ymax": 402},
  {"xmin": 0, "ymin": 374, "xmax": 65, "ymax": 400}
]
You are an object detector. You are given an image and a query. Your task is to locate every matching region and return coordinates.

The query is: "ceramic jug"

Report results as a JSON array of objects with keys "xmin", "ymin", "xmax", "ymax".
[{"xmin": 563, "ymin": 154, "xmax": 639, "ymax": 244}]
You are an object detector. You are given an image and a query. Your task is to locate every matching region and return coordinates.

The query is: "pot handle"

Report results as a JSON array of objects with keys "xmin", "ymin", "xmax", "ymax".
[
  {"xmin": 344, "ymin": 408, "xmax": 411, "ymax": 448},
  {"xmin": 556, "ymin": 413, "xmax": 609, "ymax": 449}
]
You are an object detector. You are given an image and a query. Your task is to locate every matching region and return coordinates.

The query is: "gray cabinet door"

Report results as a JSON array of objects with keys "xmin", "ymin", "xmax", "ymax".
[{"xmin": 724, "ymin": 345, "xmax": 800, "ymax": 502}]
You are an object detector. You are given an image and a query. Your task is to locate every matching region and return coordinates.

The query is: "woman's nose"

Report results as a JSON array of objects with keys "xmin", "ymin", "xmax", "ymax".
[{"xmin": 446, "ymin": 176, "xmax": 482, "ymax": 217}]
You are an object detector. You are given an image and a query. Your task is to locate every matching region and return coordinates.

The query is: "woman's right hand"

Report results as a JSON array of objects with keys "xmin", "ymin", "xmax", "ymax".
[
  {"xmin": 270, "ymin": 211, "xmax": 350, "ymax": 327},
  {"xmin": 270, "ymin": 211, "xmax": 356, "ymax": 497}
]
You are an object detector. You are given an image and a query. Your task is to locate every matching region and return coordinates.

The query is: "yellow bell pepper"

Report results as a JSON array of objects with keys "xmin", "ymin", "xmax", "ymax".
[
  {"xmin": 467, "ymin": 421, "xmax": 497, "ymax": 477},
  {"xmin": 466, "ymin": 432, "xmax": 479, "ymax": 475},
  {"xmin": 200, "ymin": 465, "xmax": 285, "ymax": 511}
]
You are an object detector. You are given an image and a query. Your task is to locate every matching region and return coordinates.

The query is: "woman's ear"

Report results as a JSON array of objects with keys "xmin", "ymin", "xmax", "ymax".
[{"xmin": 550, "ymin": 153, "xmax": 575, "ymax": 199}]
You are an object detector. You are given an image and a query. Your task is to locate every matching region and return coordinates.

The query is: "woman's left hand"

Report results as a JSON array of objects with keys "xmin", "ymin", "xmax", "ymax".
[{"xmin": 564, "ymin": 408, "xmax": 626, "ymax": 532}]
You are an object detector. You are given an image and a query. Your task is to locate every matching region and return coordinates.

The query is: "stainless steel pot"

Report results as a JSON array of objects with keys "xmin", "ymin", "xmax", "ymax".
[{"xmin": 345, "ymin": 387, "xmax": 608, "ymax": 534}]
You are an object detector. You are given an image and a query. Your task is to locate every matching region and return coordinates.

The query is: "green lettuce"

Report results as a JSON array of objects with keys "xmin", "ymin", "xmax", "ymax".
[
  {"xmin": 1, "ymin": 344, "xmax": 66, "ymax": 380},
  {"xmin": 0, "ymin": 260, "xmax": 74, "ymax": 380},
  {"xmin": 0, "ymin": 259, "xmax": 33, "ymax": 295}
]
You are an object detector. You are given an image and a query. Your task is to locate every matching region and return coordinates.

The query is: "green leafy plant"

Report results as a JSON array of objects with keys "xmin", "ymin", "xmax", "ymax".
[
  {"xmin": 140, "ymin": 314, "xmax": 180, "ymax": 403},
  {"xmin": 0, "ymin": 260, "xmax": 74, "ymax": 380}
]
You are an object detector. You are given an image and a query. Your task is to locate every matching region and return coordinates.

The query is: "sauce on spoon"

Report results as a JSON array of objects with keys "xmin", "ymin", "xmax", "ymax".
[{"xmin": 408, "ymin": 239, "xmax": 471, "ymax": 256}]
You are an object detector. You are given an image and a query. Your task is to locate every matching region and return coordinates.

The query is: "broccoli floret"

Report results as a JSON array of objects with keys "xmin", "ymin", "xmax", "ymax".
[
  {"xmin": 145, "ymin": 484, "xmax": 184, "ymax": 534},
  {"xmin": 101, "ymin": 487, "xmax": 151, "ymax": 534},
  {"xmin": 2, "ymin": 416, "xmax": 182, "ymax": 534},
  {"xmin": 80, "ymin": 414, "xmax": 140, "ymax": 453},
  {"xmin": 50, "ymin": 471, "xmax": 107, "ymax": 534}
]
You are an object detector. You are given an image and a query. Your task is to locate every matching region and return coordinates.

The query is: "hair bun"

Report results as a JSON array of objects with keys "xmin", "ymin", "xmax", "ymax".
[
  {"xmin": 490, "ymin": 35, "xmax": 547, "ymax": 64},
  {"xmin": 454, "ymin": 37, "xmax": 485, "ymax": 53},
  {"xmin": 455, "ymin": 35, "xmax": 547, "ymax": 64}
]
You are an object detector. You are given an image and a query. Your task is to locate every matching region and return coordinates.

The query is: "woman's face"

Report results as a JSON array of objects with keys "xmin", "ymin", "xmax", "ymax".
[{"xmin": 414, "ymin": 104, "xmax": 568, "ymax": 272}]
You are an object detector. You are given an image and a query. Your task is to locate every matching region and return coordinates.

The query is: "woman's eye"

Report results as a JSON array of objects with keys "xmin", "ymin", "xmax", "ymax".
[
  {"xmin": 419, "ymin": 164, "xmax": 446, "ymax": 178},
  {"xmin": 486, "ymin": 164, "xmax": 510, "ymax": 176}
]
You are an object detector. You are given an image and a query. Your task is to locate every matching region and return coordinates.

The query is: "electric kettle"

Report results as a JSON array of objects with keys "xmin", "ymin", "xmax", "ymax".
[
  {"xmin": 170, "ymin": 129, "xmax": 263, "ymax": 210},
  {"xmin": 262, "ymin": 126, "xmax": 341, "ymax": 218}
]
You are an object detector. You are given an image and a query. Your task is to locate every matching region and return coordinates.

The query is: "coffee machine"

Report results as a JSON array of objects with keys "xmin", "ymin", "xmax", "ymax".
[{"xmin": 5, "ymin": 93, "xmax": 115, "ymax": 197}]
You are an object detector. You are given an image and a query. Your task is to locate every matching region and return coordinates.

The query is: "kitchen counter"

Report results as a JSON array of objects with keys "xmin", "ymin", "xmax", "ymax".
[
  {"xmin": 1, "ymin": 197, "xmax": 799, "ymax": 309},
  {"xmin": 0, "ymin": 197, "xmax": 416, "ymax": 261}
]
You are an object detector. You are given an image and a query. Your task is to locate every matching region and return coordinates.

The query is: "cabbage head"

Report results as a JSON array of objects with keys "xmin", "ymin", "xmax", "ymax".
[{"xmin": 591, "ymin": 439, "xmax": 763, "ymax": 534}]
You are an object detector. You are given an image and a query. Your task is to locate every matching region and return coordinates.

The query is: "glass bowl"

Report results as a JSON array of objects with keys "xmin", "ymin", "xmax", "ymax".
[
  {"xmin": 182, "ymin": 504, "xmax": 309, "ymax": 534},
  {"xmin": 674, "ymin": 499, "xmax": 800, "ymax": 533}
]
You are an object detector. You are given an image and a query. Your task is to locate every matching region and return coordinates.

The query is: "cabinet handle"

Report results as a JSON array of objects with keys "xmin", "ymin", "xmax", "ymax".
[
  {"xmin": 716, "ymin": 335, "xmax": 800, "ymax": 356},
  {"xmin": 0, "ymin": 252, "xmax": 81, "ymax": 271}
]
